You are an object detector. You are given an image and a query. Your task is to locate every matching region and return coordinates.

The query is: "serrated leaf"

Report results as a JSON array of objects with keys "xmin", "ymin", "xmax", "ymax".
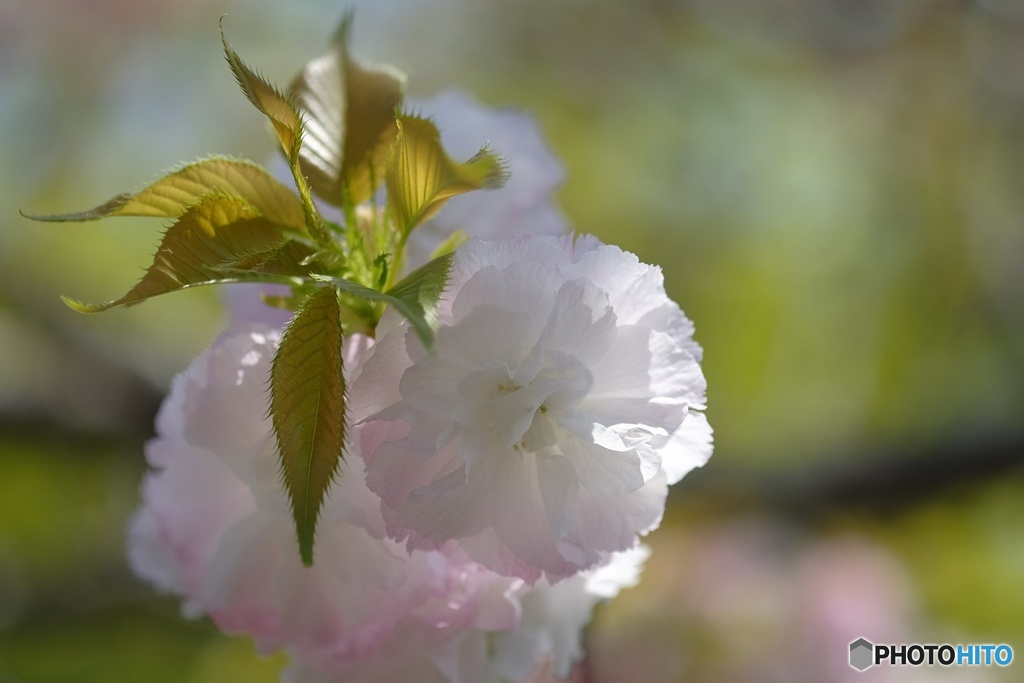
[
  {"xmin": 221, "ymin": 22, "xmax": 303, "ymax": 159},
  {"xmin": 213, "ymin": 238, "xmax": 321, "ymax": 277},
  {"xmin": 386, "ymin": 251, "xmax": 453, "ymax": 326},
  {"xmin": 292, "ymin": 14, "xmax": 407, "ymax": 206},
  {"xmin": 270, "ymin": 286, "xmax": 346, "ymax": 565},
  {"xmin": 63, "ymin": 194, "xmax": 291, "ymax": 312},
  {"xmin": 315, "ymin": 251, "xmax": 452, "ymax": 349},
  {"xmin": 221, "ymin": 20, "xmax": 332, "ymax": 247},
  {"xmin": 23, "ymin": 157, "xmax": 306, "ymax": 230},
  {"xmin": 385, "ymin": 115, "xmax": 508, "ymax": 235}
]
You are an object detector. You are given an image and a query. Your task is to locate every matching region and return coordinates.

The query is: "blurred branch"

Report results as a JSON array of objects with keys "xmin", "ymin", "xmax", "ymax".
[
  {"xmin": 0, "ymin": 287, "xmax": 164, "ymax": 440},
  {"xmin": 682, "ymin": 433, "xmax": 1024, "ymax": 518}
]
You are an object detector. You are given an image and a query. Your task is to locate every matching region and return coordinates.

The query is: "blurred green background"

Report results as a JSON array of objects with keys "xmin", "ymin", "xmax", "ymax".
[{"xmin": 2, "ymin": 0, "xmax": 1023, "ymax": 681}]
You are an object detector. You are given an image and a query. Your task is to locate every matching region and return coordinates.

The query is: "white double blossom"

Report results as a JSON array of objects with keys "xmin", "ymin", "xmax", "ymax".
[{"xmin": 353, "ymin": 234, "xmax": 712, "ymax": 582}]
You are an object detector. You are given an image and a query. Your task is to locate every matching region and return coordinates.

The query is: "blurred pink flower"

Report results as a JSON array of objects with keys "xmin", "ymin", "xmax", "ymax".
[
  {"xmin": 352, "ymin": 234, "xmax": 712, "ymax": 583},
  {"xmin": 590, "ymin": 522, "xmax": 991, "ymax": 683}
]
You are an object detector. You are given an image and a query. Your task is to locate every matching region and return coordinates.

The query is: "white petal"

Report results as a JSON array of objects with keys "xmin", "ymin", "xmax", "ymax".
[
  {"xmin": 366, "ymin": 423, "xmax": 482, "ymax": 541},
  {"xmin": 349, "ymin": 321, "xmax": 414, "ymax": 424},
  {"xmin": 578, "ymin": 397, "xmax": 685, "ymax": 437},
  {"xmin": 567, "ymin": 241, "xmax": 671, "ymax": 326},
  {"xmin": 658, "ymin": 410, "xmax": 714, "ymax": 485},
  {"xmin": 137, "ymin": 440, "xmax": 255, "ymax": 601},
  {"xmin": 647, "ymin": 330, "xmax": 707, "ymax": 405},
  {"xmin": 399, "ymin": 306, "xmax": 535, "ymax": 422},
  {"xmin": 583, "ymin": 544, "xmax": 652, "ymax": 599},
  {"xmin": 127, "ymin": 506, "xmax": 187, "ymax": 597},
  {"xmin": 636, "ymin": 300, "xmax": 703, "ymax": 362},
  {"xmin": 566, "ymin": 472, "xmax": 668, "ymax": 555},
  {"xmin": 559, "ymin": 432, "xmax": 652, "ymax": 496},
  {"xmin": 540, "ymin": 279, "xmax": 618, "ymax": 364},
  {"xmin": 447, "ymin": 234, "xmax": 575, "ymax": 300},
  {"xmin": 451, "ymin": 262, "xmax": 561, "ymax": 326},
  {"xmin": 586, "ymin": 324, "xmax": 658, "ymax": 399}
]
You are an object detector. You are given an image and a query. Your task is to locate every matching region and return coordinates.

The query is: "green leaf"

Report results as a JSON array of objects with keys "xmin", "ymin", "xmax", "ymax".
[
  {"xmin": 270, "ymin": 286, "xmax": 346, "ymax": 566},
  {"xmin": 62, "ymin": 193, "xmax": 291, "ymax": 312},
  {"xmin": 213, "ymin": 238, "xmax": 322, "ymax": 277},
  {"xmin": 291, "ymin": 14, "xmax": 407, "ymax": 206},
  {"xmin": 385, "ymin": 114, "xmax": 508, "ymax": 235},
  {"xmin": 386, "ymin": 251, "xmax": 453, "ymax": 332},
  {"xmin": 221, "ymin": 20, "xmax": 332, "ymax": 247},
  {"xmin": 23, "ymin": 155, "xmax": 303, "ymax": 228},
  {"xmin": 22, "ymin": 156, "xmax": 307, "ymax": 230},
  {"xmin": 314, "ymin": 251, "xmax": 453, "ymax": 349},
  {"xmin": 221, "ymin": 21, "xmax": 303, "ymax": 160}
]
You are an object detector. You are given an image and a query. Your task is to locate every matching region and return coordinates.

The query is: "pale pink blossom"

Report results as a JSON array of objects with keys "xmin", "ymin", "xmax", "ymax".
[
  {"xmin": 130, "ymin": 319, "xmax": 645, "ymax": 682},
  {"xmin": 352, "ymin": 234, "xmax": 712, "ymax": 582}
]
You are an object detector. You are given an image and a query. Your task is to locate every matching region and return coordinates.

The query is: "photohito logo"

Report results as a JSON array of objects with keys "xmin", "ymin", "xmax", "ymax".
[{"xmin": 849, "ymin": 638, "xmax": 1013, "ymax": 671}]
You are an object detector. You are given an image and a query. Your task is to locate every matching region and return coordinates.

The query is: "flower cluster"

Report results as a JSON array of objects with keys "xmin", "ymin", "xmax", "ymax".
[
  {"xmin": 131, "ymin": 314, "xmax": 650, "ymax": 682},
  {"xmin": 33, "ymin": 18, "xmax": 712, "ymax": 682}
]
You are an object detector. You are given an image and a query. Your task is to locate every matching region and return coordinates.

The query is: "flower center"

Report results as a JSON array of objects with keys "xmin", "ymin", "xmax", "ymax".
[
  {"xmin": 453, "ymin": 348, "xmax": 594, "ymax": 456},
  {"xmin": 513, "ymin": 350, "xmax": 594, "ymax": 454}
]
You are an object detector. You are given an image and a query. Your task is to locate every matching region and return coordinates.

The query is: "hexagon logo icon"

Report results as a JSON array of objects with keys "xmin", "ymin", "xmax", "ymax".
[{"xmin": 850, "ymin": 638, "xmax": 874, "ymax": 671}]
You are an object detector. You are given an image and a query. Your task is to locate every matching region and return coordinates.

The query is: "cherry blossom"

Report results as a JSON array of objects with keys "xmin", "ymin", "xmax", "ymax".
[
  {"xmin": 353, "ymin": 234, "xmax": 712, "ymax": 582},
  {"xmin": 129, "ymin": 320, "xmax": 646, "ymax": 682}
]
